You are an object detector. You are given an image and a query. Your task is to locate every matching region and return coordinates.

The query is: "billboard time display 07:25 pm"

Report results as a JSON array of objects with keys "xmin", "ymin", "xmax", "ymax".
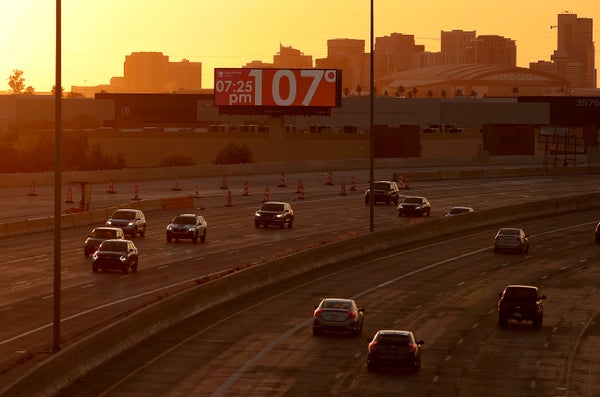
[{"xmin": 214, "ymin": 68, "xmax": 341, "ymax": 108}]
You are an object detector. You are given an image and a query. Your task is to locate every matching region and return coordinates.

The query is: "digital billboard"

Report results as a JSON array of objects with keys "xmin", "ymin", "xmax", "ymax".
[{"xmin": 214, "ymin": 68, "xmax": 341, "ymax": 114}]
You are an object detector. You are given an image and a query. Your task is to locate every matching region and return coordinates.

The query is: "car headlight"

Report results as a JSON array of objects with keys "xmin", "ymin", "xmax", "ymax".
[
  {"xmin": 106, "ymin": 220, "xmax": 112, "ymax": 225},
  {"xmin": 255, "ymin": 212, "xmax": 261, "ymax": 217},
  {"xmin": 92, "ymin": 253, "xmax": 98, "ymax": 261},
  {"xmin": 415, "ymin": 206, "xmax": 421, "ymax": 209},
  {"xmin": 128, "ymin": 222, "xmax": 134, "ymax": 226},
  {"xmin": 188, "ymin": 227, "xmax": 195, "ymax": 232},
  {"xmin": 120, "ymin": 255, "xmax": 127, "ymax": 263},
  {"xmin": 167, "ymin": 225, "xmax": 173, "ymax": 231},
  {"xmin": 276, "ymin": 214, "xmax": 283, "ymax": 218}
]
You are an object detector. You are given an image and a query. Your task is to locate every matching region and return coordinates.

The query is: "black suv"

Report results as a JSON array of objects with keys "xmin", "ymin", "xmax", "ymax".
[
  {"xmin": 106, "ymin": 209, "xmax": 147, "ymax": 237},
  {"xmin": 254, "ymin": 201, "xmax": 294, "ymax": 228},
  {"xmin": 166, "ymin": 213, "xmax": 207, "ymax": 243},
  {"xmin": 365, "ymin": 181, "xmax": 400, "ymax": 205},
  {"xmin": 497, "ymin": 285, "xmax": 546, "ymax": 328},
  {"xmin": 92, "ymin": 239, "xmax": 139, "ymax": 273},
  {"xmin": 595, "ymin": 221, "xmax": 600, "ymax": 243},
  {"xmin": 397, "ymin": 196, "xmax": 431, "ymax": 217}
]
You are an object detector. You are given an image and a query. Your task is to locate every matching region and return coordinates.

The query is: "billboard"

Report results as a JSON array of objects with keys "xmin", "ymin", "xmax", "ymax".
[{"xmin": 214, "ymin": 68, "xmax": 341, "ymax": 113}]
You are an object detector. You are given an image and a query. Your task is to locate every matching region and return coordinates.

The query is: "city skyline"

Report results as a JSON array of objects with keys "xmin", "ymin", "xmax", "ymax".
[{"xmin": 1, "ymin": 1, "xmax": 598, "ymax": 92}]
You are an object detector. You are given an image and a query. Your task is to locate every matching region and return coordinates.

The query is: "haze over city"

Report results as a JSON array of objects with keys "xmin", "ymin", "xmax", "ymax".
[{"xmin": 1, "ymin": 0, "xmax": 598, "ymax": 92}]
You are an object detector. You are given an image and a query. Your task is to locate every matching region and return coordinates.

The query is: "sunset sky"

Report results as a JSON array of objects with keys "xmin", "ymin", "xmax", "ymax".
[{"xmin": 1, "ymin": 1, "xmax": 598, "ymax": 92}]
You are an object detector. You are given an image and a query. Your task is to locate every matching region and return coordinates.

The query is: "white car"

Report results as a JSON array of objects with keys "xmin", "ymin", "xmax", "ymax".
[{"xmin": 445, "ymin": 206, "xmax": 474, "ymax": 216}]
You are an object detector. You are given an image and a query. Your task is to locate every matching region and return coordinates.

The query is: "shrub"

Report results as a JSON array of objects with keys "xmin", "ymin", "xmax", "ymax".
[{"xmin": 213, "ymin": 142, "xmax": 253, "ymax": 164}]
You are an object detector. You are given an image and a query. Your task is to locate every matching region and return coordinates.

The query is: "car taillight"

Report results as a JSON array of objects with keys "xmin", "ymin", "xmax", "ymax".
[
  {"xmin": 314, "ymin": 309, "xmax": 323, "ymax": 318},
  {"xmin": 368, "ymin": 341, "xmax": 377, "ymax": 352},
  {"xmin": 408, "ymin": 342, "xmax": 417, "ymax": 353},
  {"xmin": 347, "ymin": 310, "xmax": 356, "ymax": 319}
]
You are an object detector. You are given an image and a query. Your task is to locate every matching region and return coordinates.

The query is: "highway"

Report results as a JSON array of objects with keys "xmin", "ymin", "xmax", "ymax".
[
  {"xmin": 55, "ymin": 209, "xmax": 600, "ymax": 396},
  {"xmin": 1, "ymin": 168, "xmax": 600, "ymax": 395}
]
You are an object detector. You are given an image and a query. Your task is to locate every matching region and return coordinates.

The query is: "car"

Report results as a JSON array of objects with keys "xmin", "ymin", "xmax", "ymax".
[
  {"xmin": 106, "ymin": 209, "xmax": 147, "ymax": 237},
  {"xmin": 367, "ymin": 330, "xmax": 424, "ymax": 373},
  {"xmin": 254, "ymin": 201, "xmax": 294, "ymax": 228},
  {"xmin": 493, "ymin": 227, "xmax": 529, "ymax": 253},
  {"xmin": 166, "ymin": 213, "xmax": 207, "ymax": 243},
  {"xmin": 595, "ymin": 221, "xmax": 600, "ymax": 243},
  {"xmin": 83, "ymin": 226, "xmax": 124, "ymax": 257},
  {"xmin": 497, "ymin": 285, "xmax": 546, "ymax": 328},
  {"xmin": 364, "ymin": 181, "xmax": 400, "ymax": 205},
  {"xmin": 445, "ymin": 206, "xmax": 474, "ymax": 216},
  {"xmin": 397, "ymin": 196, "xmax": 431, "ymax": 217},
  {"xmin": 312, "ymin": 298, "xmax": 365, "ymax": 336},
  {"xmin": 92, "ymin": 239, "xmax": 139, "ymax": 273}
]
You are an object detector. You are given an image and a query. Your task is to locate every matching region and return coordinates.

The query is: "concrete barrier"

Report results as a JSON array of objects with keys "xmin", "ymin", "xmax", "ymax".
[{"xmin": 3, "ymin": 191, "xmax": 600, "ymax": 397}]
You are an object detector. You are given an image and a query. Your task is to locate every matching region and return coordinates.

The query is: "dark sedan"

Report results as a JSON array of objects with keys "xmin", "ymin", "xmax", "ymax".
[
  {"xmin": 92, "ymin": 239, "xmax": 139, "ymax": 273},
  {"xmin": 397, "ymin": 196, "xmax": 431, "ymax": 217},
  {"xmin": 494, "ymin": 227, "xmax": 529, "ymax": 254},
  {"xmin": 367, "ymin": 330, "xmax": 424, "ymax": 373}
]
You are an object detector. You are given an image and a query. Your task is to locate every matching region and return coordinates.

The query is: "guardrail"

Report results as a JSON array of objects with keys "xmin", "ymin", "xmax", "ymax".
[{"xmin": 3, "ymin": 191, "xmax": 600, "ymax": 397}]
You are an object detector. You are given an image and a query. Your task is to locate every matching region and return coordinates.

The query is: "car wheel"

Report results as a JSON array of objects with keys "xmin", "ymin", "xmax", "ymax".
[
  {"xmin": 494, "ymin": 246, "xmax": 499, "ymax": 253},
  {"xmin": 92, "ymin": 264, "xmax": 98, "ymax": 273},
  {"xmin": 288, "ymin": 220, "xmax": 293, "ymax": 228},
  {"xmin": 167, "ymin": 235, "xmax": 172, "ymax": 243},
  {"xmin": 132, "ymin": 261, "xmax": 138, "ymax": 273},
  {"xmin": 412, "ymin": 359, "xmax": 421, "ymax": 373},
  {"xmin": 524, "ymin": 244, "xmax": 529, "ymax": 254},
  {"xmin": 498, "ymin": 314, "xmax": 508, "ymax": 327},
  {"xmin": 192, "ymin": 233, "xmax": 198, "ymax": 243},
  {"xmin": 312, "ymin": 327, "xmax": 321, "ymax": 336},
  {"xmin": 367, "ymin": 361, "xmax": 376, "ymax": 372},
  {"xmin": 364, "ymin": 197, "xmax": 369, "ymax": 205},
  {"xmin": 533, "ymin": 312, "xmax": 543, "ymax": 328},
  {"xmin": 255, "ymin": 221, "xmax": 260, "ymax": 228},
  {"xmin": 122, "ymin": 264, "xmax": 128, "ymax": 274},
  {"xmin": 200, "ymin": 231, "xmax": 206, "ymax": 242}
]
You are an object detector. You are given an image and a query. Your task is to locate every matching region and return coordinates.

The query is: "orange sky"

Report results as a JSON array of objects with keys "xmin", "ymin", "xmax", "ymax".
[{"xmin": 1, "ymin": 1, "xmax": 598, "ymax": 92}]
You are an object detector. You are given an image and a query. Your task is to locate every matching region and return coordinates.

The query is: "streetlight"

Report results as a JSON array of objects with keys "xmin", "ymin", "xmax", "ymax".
[
  {"xmin": 369, "ymin": 0, "xmax": 375, "ymax": 232},
  {"xmin": 53, "ymin": 0, "xmax": 62, "ymax": 352}
]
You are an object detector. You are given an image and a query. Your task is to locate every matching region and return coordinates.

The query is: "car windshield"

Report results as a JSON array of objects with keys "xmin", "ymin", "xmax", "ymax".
[
  {"xmin": 449, "ymin": 207, "xmax": 469, "ymax": 214},
  {"xmin": 499, "ymin": 228, "xmax": 520, "ymax": 236},
  {"xmin": 404, "ymin": 197, "xmax": 423, "ymax": 204},
  {"xmin": 373, "ymin": 182, "xmax": 390, "ymax": 190},
  {"xmin": 261, "ymin": 203, "xmax": 284, "ymax": 212},
  {"xmin": 376, "ymin": 334, "xmax": 411, "ymax": 346},
  {"xmin": 93, "ymin": 229, "xmax": 116, "ymax": 239},
  {"xmin": 172, "ymin": 216, "xmax": 195, "ymax": 224},
  {"xmin": 322, "ymin": 300, "xmax": 352, "ymax": 309},
  {"xmin": 504, "ymin": 288, "xmax": 537, "ymax": 300},
  {"xmin": 112, "ymin": 211, "xmax": 135, "ymax": 220},
  {"xmin": 100, "ymin": 241, "xmax": 127, "ymax": 252}
]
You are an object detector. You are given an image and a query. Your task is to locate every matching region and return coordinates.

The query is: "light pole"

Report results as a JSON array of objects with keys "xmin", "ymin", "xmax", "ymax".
[
  {"xmin": 369, "ymin": 0, "xmax": 375, "ymax": 232},
  {"xmin": 53, "ymin": 0, "xmax": 62, "ymax": 352}
]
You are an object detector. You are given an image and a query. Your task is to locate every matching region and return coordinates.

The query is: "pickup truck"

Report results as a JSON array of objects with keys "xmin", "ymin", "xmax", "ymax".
[{"xmin": 497, "ymin": 285, "xmax": 546, "ymax": 328}]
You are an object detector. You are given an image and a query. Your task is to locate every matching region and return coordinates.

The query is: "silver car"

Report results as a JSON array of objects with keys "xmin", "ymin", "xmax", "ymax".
[
  {"xmin": 494, "ymin": 227, "xmax": 529, "ymax": 254},
  {"xmin": 312, "ymin": 298, "xmax": 365, "ymax": 336}
]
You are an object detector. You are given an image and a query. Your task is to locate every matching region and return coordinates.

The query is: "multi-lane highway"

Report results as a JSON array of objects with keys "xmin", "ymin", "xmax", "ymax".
[
  {"xmin": 1, "ymin": 168, "xmax": 600, "ymax": 395},
  {"xmin": 54, "ymin": 209, "xmax": 600, "ymax": 397}
]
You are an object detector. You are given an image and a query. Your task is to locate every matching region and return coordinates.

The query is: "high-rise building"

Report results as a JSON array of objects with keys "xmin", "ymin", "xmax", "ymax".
[
  {"xmin": 466, "ymin": 35, "xmax": 516, "ymax": 67},
  {"xmin": 441, "ymin": 30, "xmax": 476, "ymax": 64},
  {"xmin": 316, "ymin": 39, "xmax": 369, "ymax": 94},
  {"xmin": 374, "ymin": 33, "xmax": 424, "ymax": 78},
  {"xmin": 553, "ymin": 12, "xmax": 595, "ymax": 88},
  {"xmin": 110, "ymin": 52, "xmax": 202, "ymax": 93},
  {"xmin": 273, "ymin": 44, "xmax": 313, "ymax": 68}
]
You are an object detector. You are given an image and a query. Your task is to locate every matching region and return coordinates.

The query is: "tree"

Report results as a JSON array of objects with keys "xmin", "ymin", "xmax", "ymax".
[
  {"xmin": 426, "ymin": 90, "xmax": 433, "ymax": 98},
  {"xmin": 512, "ymin": 86, "xmax": 519, "ymax": 96},
  {"xmin": 355, "ymin": 85, "xmax": 362, "ymax": 96},
  {"xmin": 441, "ymin": 90, "xmax": 447, "ymax": 98},
  {"xmin": 8, "ymin": 69, "xmax": 25, "ymax": 94}
]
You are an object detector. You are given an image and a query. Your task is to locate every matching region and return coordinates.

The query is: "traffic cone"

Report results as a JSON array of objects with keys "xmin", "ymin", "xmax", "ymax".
[
  {"xmin": 106, "ymin": 178, "xmax": 116, "ymax": 194},
  {"xmin": 225, "ymin": 190, "xmax": 233, "ymax": 207},
  {"xmin": 242, "ymin": 181, "xmax": 250, "ymax": 196},
  {"xmin": 277, "ymin": 172, "xmax": 287, "ymax": 187},
  {"xmin": 65, "ymin": 187, "xmax": 74, "ymax": 203},
  {"xmin": 27, "ymin": 181, "xmax": 38, "ymax": 197},
  {"xmin": 194, "ymin": 184, "xmax": 201, "ymax": 198},
  {"xmin": 132, "ymin": 184, "xmax": 141, "ymax": 200},
  {"xmin": 325, "ymin": 171, "xmax": 333, "ymax": 185},
  {"xmin": 340, "ymin": 181, "xmax": 347, "ymax": 195},
  {"xmin": 298, "ymin": 182, "xmax": 305, "ymax": 199},
  {"xmin": 350, "ymin": 176, "xmax": 357, "ymax": 191},
  {"xmin": 220, "ymin": 176, "xmax": 228, "ymax": 189},
  {"xmin": 262, "ymin": 187, "xmax": 270, "ymax": 203},
  {"xmin": 172, "ymin": 177, "xmax": 182, "ymax": 191}
]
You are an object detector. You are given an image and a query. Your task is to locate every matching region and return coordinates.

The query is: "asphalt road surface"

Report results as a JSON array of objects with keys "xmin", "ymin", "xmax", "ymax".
[{"xmin": 1, "ymin": 169, "xmax": 600, "ymax": 395}]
